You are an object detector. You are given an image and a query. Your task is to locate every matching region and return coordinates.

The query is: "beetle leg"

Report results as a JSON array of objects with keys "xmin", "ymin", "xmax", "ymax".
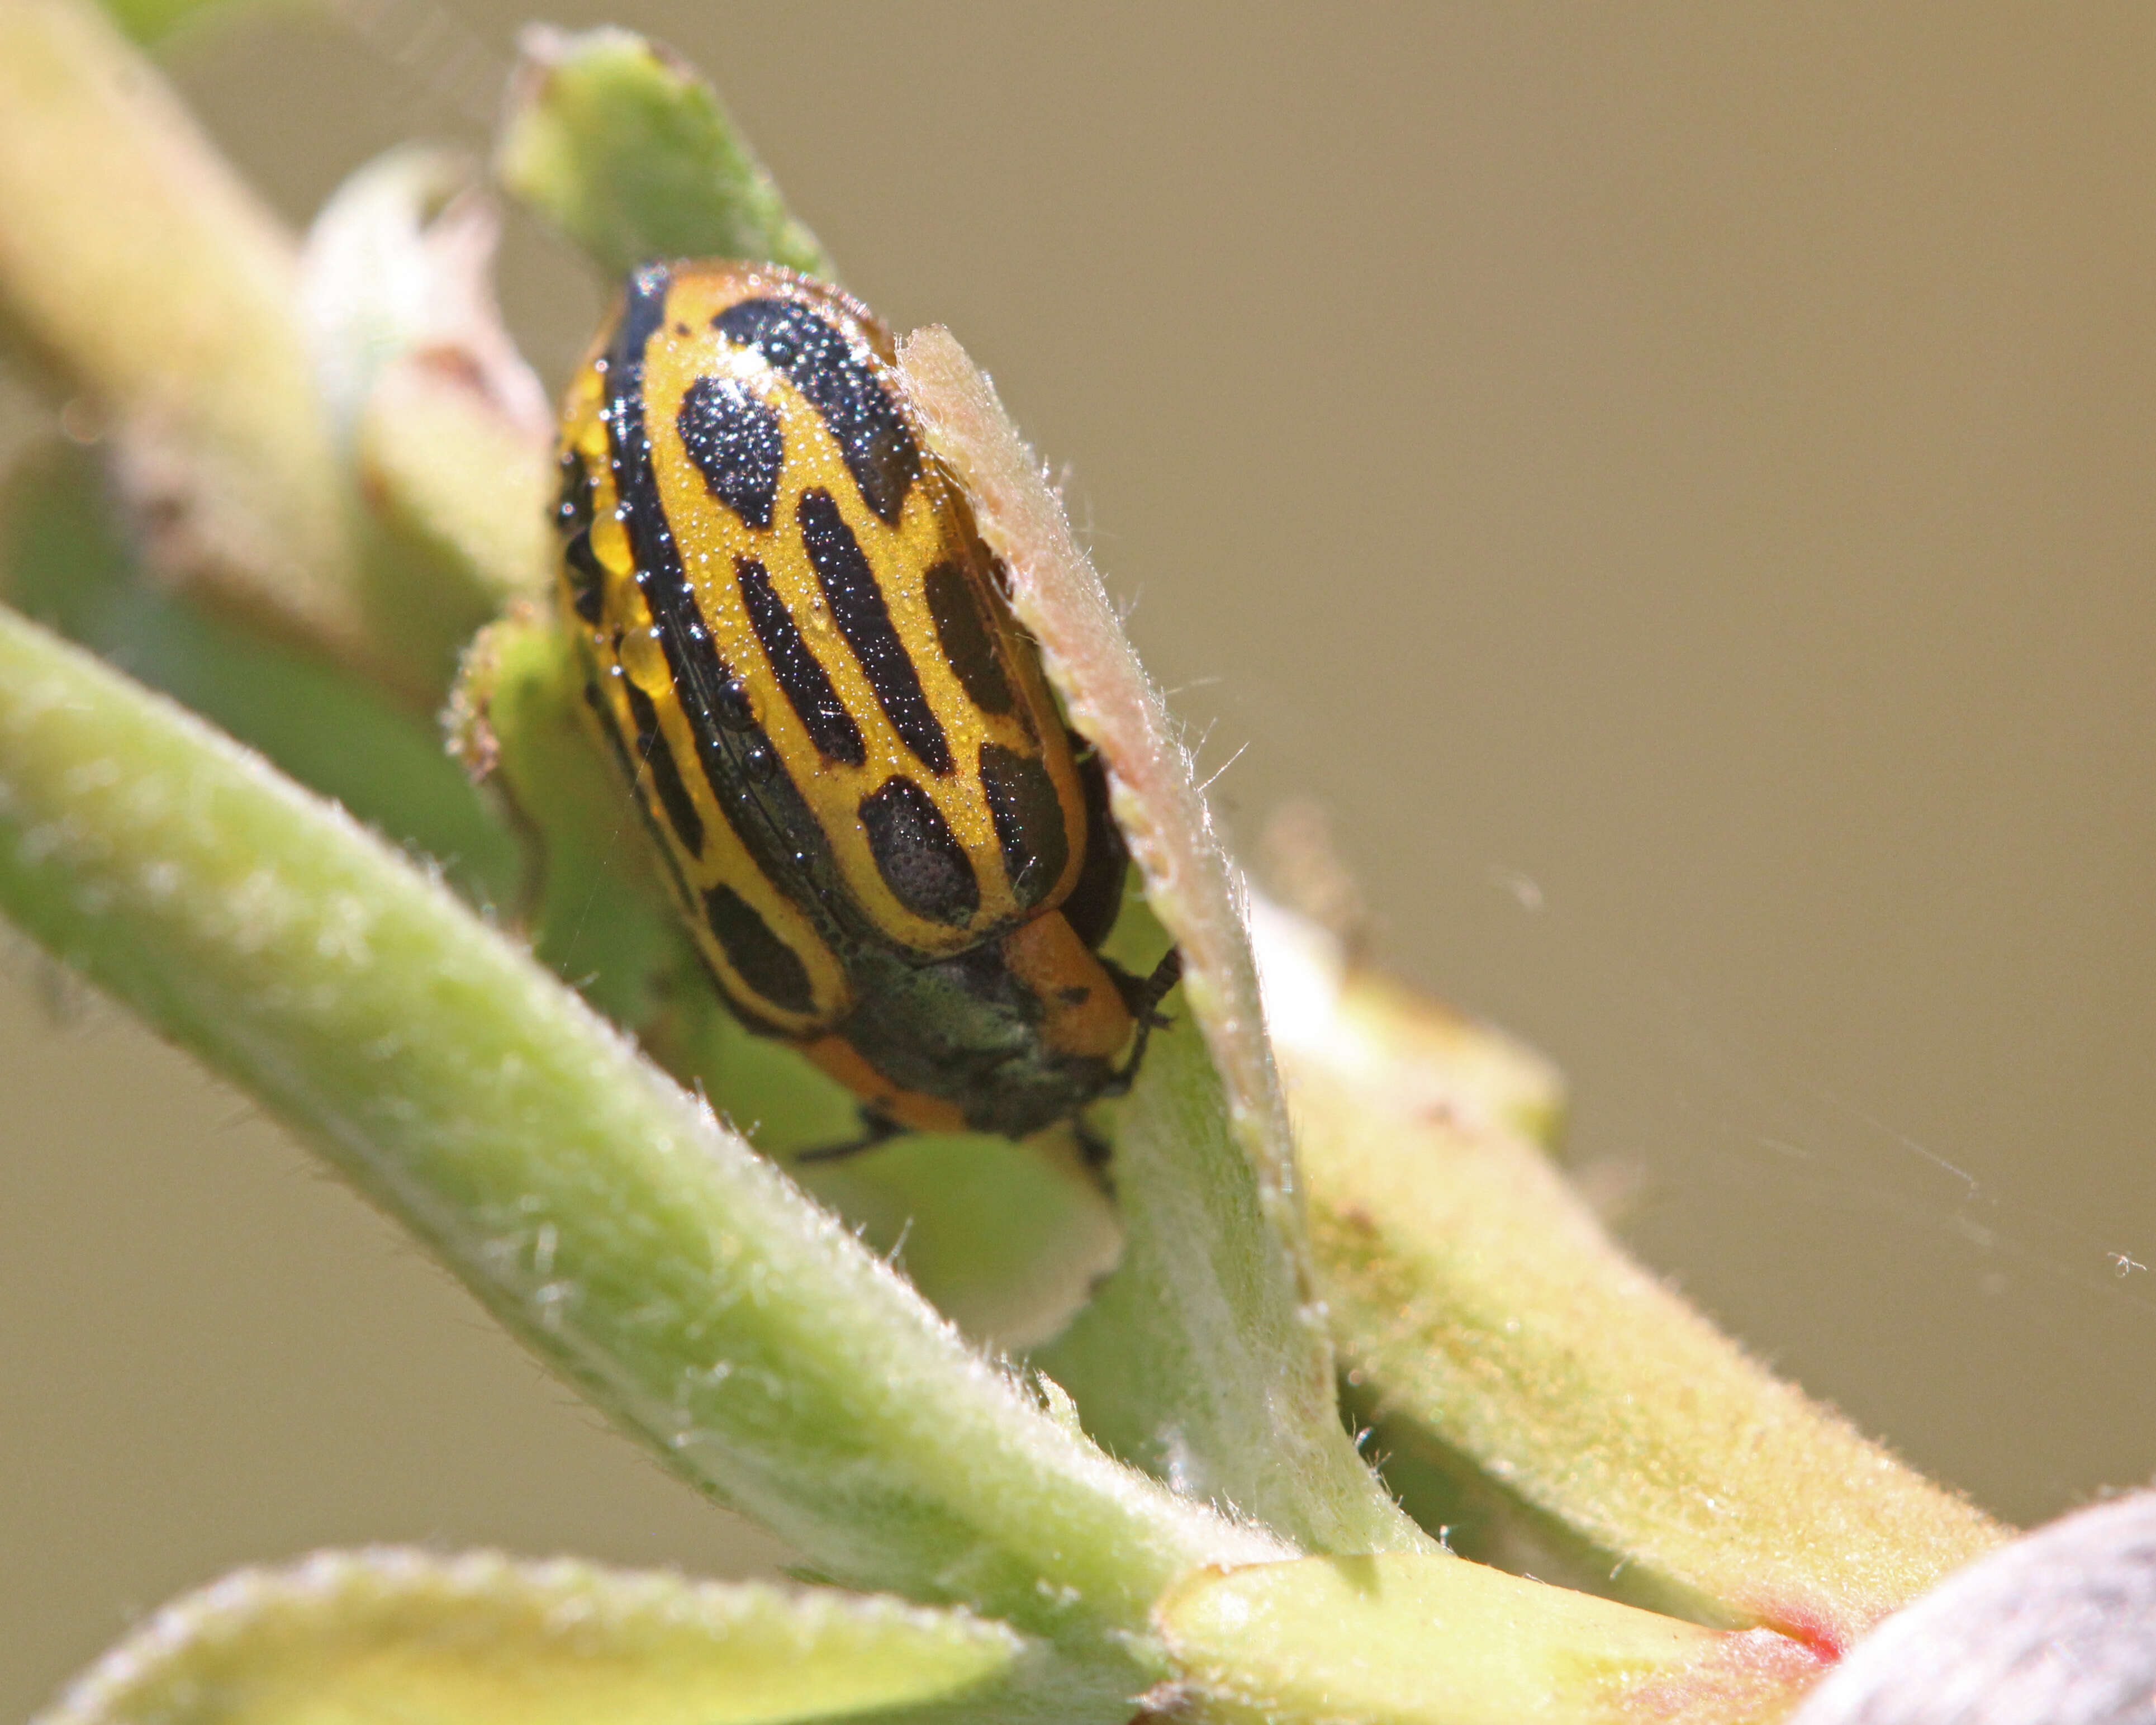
[
  {"xmin": 1072, "ymin": 1117, "xmax": 1113, "ymax": 1172},
  {"xmin": 792, "ymin": 1107, "xmax": 907, "ymax": 1164},
  {"xmin": 1099, "ymin": 946, "xmax": 1183, "ymax": 1098},
  {"xmin": 1069, "ymin": 1117, "xmax": 1119, "ymax": 1198},
  {"xmin": 1109, "ymin": 946, "xmax": 1183, "ymax": 1027}
]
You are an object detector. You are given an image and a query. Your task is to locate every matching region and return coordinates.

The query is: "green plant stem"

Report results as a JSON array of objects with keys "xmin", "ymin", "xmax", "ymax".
[
  {"xmin": 2, "ymin": 438, "xmax": 520, "ymax": 908},
  {"xmin": 0, "ymin": 604, "xmax": 1283, "ymax": 1674}
]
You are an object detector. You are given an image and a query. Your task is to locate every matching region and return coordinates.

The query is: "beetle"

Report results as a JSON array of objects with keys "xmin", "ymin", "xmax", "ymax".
[{"xmin": 554, "ymin": 258, "xmax": 1177, "ymax": 1147}]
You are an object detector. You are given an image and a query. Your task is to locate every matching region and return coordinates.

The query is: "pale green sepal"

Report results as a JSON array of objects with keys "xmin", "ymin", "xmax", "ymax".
[
  {"xmin": 301, "ymin": 145, "xmax": 555, "ymax": 693},
  {"xmin": 900, "ymin": 326, "xmax": 1422, "ymax": 1558},
  {"xmin": 0, "ymin": 606, "xmax": 1284, "ymax": 1656},
  {"xmin": 497, "ymin": 26, "xmax": 833, "ymax": 281},
  {"xmin": 301, "ymin": 146, "xmax": 546, "ymax": 457},
  {"xmin": 36, "ymin": 1548, "xmax": 1046, "ymax": 1725},
  {"xmin": 1156, "ymin": 1554, "xmax": 1827, "ymax": 1725}
]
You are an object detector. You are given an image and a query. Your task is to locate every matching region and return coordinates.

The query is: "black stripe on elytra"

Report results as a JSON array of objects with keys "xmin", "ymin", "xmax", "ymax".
[
  {"xmin": 621, "ymin": 677, "xmax": 706, "ymax": 860},
  {"xmin": 736, "ymin": 553, "xmax": 866, "ymax": 766},
  {"xmin": 797, "ymin": 489, "xmax": 953, "ymax": 775},
  {"xmin": 562, "ymin": 527, "xmax": 606, "ymax": 623},
  {"xmin": 608, "ymin": 714, "xmax": 802, "ymax": 1033},
  {"xmin": 605, "ymin": 264, "xmax": 848, "ymax": 931},
  {"xmin": 590, "ymin": 682, "xmax": 694, "ymax": 891},
  {"xmin": 677, "ymin": 375, "xmax": 783, "ymax": 529},
  {"xmin": 924, "ymin": 558, "xmax": 1013, "ymax": 715},
  {"xmin": 1056, "ymin": 743, "xmax": 1127, "ymax": 949},
  {"xmin": 979, "ymin": 741, "xmax": 1070, "ymax": 911},
  {"xmin": 859, "ymin": 776, "xmax": 979, "ymax": 927},
  {"xmin": 591, "ymin": 681, "xmax": 802, "ymax": 1030},
  {"xmin": 701, "ymin": 883, "xmax": 815, "ymax": 1016},
  {"xmin": 555, "ymin": 447, "xmax": 595, "ymax": 534},
  {"xmin": 713, "ymin": 297, "xmax": 919, "ymax": 523}
]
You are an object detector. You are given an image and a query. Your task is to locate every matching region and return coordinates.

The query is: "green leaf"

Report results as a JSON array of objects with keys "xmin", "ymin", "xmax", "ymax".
[
  {"xmin": 0, "ymin": 604, "xmax": 1283, "ymax": 1666},
  {"xmin": 796, "ymin": 1127, "xmax": 1123, "ymax": 1354},
  {"xmin": 1257, "ymin": 902, "xmax": 2005, "ymax": 1646},
  {"xmin": 496, "ymin": 26, "xmax": 833, "ymax": 282},
  {"xmin": 900, "ymin": 328, "xmax": 1423, "ymax": 1558},
  {"xmin": 38, "ymin": 1549, "xmax": 1046, "ymax": 1725}
]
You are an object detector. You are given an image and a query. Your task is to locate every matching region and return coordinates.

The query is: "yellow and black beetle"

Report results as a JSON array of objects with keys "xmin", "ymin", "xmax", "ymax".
[{"xmin": 555, "ymin": 259, "xmax": 1177, "ymax": 1145}]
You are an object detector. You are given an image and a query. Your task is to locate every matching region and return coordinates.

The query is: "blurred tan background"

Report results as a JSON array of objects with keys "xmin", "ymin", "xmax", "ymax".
[{"xmin": 8, "ymin": 3, "xmax": 2156, "ymax": 1711}]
